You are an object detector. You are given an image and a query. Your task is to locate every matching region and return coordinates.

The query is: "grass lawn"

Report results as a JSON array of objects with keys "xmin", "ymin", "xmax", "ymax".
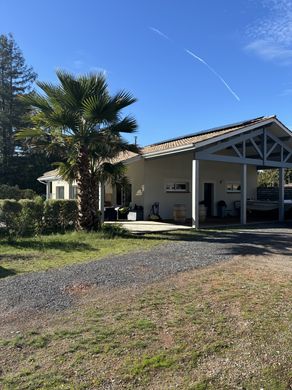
[
  {"xmin": 0, "ymin": 229, "xmax": 165, "ymax": 277},
  {"xmin": 0, "ymin": 253, "xmax": 291, "ymax": 389}
]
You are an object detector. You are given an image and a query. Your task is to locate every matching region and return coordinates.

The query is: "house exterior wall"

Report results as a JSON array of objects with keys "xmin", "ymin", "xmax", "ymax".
[
  {"xmin": 49, "ymin": 179, "xmax": 77, "ymax": 200},
  {"xmin": 199, "ymin": 160, "xmax": 257, "ymax": 217},
  {"xmin": 125, "ymin": 159, "xmax": 145, "ymax": 207},
  {"xmin": 143, "ymin": 152, "xmax": 193, "ymax": 219},
  {"xmin": 45, "ymin": 153, "xmax": 258, "ymax": 220},
  {"xmin": 130, "ymin": 153, "xmax": 258, "ymax": 220}
]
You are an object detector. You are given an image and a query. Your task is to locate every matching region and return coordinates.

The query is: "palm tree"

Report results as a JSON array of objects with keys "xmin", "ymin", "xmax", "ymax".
[{"xmin": 18, "ymin": 70, "xmax": 138, "ymax": 230}]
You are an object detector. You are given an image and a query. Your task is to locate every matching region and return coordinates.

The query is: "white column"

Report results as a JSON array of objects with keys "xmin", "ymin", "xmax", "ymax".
[
  {"xmin": 98, "ymin": 182, "xmax": 105, "ymax": 223},
  {"xmin": 192, "ymin": 159, "xmax": 200, "ymax": 229},
  {"xmin": 241, "ymin": 164, "xmax": 247, "ymax": 225},
  {"xmin": 46, "ymin": 182, "xmax": 50, "ymax": 200},
  {"xmin": 279, "ymin": 167, "xmax": 285, "ymax": 222}
]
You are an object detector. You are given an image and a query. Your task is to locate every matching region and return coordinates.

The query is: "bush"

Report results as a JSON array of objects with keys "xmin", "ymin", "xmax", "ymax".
[
  {"xmin": 59, "ymin": 200, "xmax": 78, "ymax": 231},
  {"xmin": 0, "ymin": 184, "xmax": 38, "ymax": 200},
  {"xmin": 101, "ymin": 223, "xmax": 129, "ymax": 238},
  {"xmin": 43, "ymin": 200, "xmax": 78, "ymax": 233},
  {"xmin": 0, "ymin": 199, "xmax": 23, "ymax": 237},
  {"xmin": 18, "ymin": 197, "xmax": 44, "ymax": 236}
]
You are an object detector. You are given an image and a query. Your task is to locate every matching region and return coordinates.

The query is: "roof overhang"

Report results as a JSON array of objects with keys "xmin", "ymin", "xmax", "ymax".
[{"xmin": 141, "ymin": 117, "xmax": 292, "ymax": 160}]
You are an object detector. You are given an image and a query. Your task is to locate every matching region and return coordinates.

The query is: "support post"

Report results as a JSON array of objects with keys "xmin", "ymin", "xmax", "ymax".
[
  {"xmin": 241, "ymin": 164, "xmax": 247, "ymax": 225},
  {"xmin": 99, "ymin": 182, "xmax": 105, "ymax": 224},
  {"xmin": 192, "ymin": 159, "xmax": 200, "ymax": 229},
  {"xmin": 279, "ymin": 167, "xmax": 285, "ymax": 222},
  {"xmin": 46, "ymin": 182, "xmax": 50, "ymax": 200}
]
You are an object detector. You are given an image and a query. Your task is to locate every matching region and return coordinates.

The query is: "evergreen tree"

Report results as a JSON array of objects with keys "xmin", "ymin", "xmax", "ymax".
[{"xmin": 0, "ymin": 33, "xmax": 37, "ymax": 183}]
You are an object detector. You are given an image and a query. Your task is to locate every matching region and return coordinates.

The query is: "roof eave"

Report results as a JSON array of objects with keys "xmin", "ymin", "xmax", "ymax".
[{"xmin": 143, "ymin": 143, "xmax": 196, "ymax": 159}]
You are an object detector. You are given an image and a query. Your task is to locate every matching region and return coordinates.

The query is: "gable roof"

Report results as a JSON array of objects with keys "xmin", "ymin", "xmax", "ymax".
[
  {"xmin": 38, "ymin": 115, "xmax": 290, "ymax": 180},
  {"xmin": 141, "ymin": 116, "xmax": 278, "ymax": 157}
]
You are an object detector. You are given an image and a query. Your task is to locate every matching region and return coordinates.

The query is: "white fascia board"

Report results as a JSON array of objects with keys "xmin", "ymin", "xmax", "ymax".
[
  {"xmin": 143, "ymin": 144, "xmax": 195, "ymax": 159},
  {"xmin": 141, "ymin": 118, "xmax": 288, "ymax": 160},
  {"xmin": 37, "ymin": 175, "xmax": 60, "ymax": 182},
  {"xmin": 122, "ymin": 155, "xmax": 143, "ymax": 165},
  {"xmin": 193, "ymin": 118, "xmax": 277, "ymax": 151},
  {"xmin": 272, "ymin": 117, "xmax": 292, "ymax": 137}
]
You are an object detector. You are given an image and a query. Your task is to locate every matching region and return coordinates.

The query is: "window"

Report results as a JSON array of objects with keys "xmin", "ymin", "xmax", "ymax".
[
  {"xmin": 56, "ymin": 186, "xmax": 65, "ymax": 199},
  {"xmin": 69, "ymin": 185, "xmax": 78, "ymax": 199},
  {"xmin": 116, "ymin": 183, "xmax": 132, "ymax": 206},
  {"xmin": 165, "ymin": 182, "xmax": 189, "ymax": 193},
  {"xmin": 226, "ymin": 183, "xmax": 241, "ymax": 193}
]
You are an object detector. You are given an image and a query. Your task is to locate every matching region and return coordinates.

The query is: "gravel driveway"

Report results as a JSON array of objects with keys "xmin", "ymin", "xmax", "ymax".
[{"xmin": 0, "ymin": 227, "xmax": 291, "ymax": 316}]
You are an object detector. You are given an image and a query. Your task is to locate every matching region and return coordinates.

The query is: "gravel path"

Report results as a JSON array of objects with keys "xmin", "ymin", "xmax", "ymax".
[{"xmin": 0, "ymin": 227, "xmax": 291, "ymax": 315}]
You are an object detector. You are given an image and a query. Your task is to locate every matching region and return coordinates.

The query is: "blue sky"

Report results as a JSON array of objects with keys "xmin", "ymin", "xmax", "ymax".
[{"xmin": 2, "ymin": 0, "xmax": 292, "ymax": 145}]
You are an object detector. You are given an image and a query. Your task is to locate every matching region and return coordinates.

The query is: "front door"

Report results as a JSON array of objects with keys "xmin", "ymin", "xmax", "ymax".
[{"xmin": 204, "ymin": 183, "xmax": 214, "ymax": 217}]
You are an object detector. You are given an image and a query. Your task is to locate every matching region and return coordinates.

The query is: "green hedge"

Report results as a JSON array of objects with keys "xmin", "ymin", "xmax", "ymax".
[
  {"xmin": 0, "ymin": 184, "xmax": 38, "ymax": 200},
  {"xmin": 0, "ymin": 199, "xmax": 78, "ymax": 237},
  {"xmin": 43, "ymin": 200, "xmax": 78, "ymax": 234}
]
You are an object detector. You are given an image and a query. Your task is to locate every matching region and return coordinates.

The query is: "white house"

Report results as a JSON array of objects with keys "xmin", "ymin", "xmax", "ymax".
[{"xmin": 38, "ymin": 115, "xmax": 292, "ymax": 228}]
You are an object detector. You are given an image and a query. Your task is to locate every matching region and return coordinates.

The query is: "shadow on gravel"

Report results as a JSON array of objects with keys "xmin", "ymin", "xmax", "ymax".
[
  {"xmin": 141, "ymin": 224, "xmax": 292, "ymax": 257},
  {"xmin": 0, "ymin": 266, "xmax": 17, "ymax": 279}
]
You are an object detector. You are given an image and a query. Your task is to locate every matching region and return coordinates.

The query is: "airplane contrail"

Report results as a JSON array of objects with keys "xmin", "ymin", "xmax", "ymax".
[
  {"xmin": 149, "ymin": 25, "xmax": 240, "ymax": 102},
  {"xmin": 149, "ymin": 26, "xmax": 170, "ymax": 41},
  {"xmin": 185, "ymin": 49, "xmax": 240, "ymax": 101}
]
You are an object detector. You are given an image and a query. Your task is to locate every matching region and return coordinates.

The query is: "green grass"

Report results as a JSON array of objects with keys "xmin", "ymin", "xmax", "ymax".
[
  {"xmin": 0, "ymin": 255, "xmax": 291, "ymax": 389},
  {"xmin": 0, "ymin": 230, "xmax": 164, "ymax": 277}
]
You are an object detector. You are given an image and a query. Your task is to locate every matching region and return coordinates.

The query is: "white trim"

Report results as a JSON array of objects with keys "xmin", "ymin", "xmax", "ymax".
[
  {"xmin": 241, "ymin": 164, "xmax": 247, "ymax": 225},
  {"xmin": 193, "ymin": 119, "xmax": 274, "ymax": 150},
  {"xmin": 279, "ymin": 168, "xmax": 285, "ymax": 222},
  {"xmin": 143, "ymin": 144, "xmax": 195, "ymax": 159},
  {"xmin": 192, "ymin": 159, "xmax": 200, "ymax": 228}
]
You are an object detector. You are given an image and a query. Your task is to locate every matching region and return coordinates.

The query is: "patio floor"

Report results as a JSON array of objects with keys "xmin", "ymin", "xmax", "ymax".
[{"xmin": 104, "ymin": 220, "xmax": 191, "ymax": 233}]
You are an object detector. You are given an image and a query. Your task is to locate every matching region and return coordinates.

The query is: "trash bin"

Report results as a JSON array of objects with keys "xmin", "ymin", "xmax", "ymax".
[{"xmin": 217, "ymin": 200, "xmax": 227, "ymax": 218}]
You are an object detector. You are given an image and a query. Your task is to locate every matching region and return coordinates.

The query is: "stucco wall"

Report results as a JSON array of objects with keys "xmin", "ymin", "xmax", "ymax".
[
  {"xmin": 51, "ymin": 179, "xmax": 70, "ymax": 199},
  {"xmin": 138, "ymin": 153, "xmax": 258, "ymax": 220},
  {"xmin": 143, "ymin": 152, "xmax": 193, "ymax": 219},
  {"xmin": 125, "ymin": 159, "xmax": 145, "ymax": 207},
  {"xmin": 47, "ymin": 153, "xmax": 258, "ymax": 220},
  {"xmin": 199, "ymin": 160, "xmax": 257, "ymax": 217}
]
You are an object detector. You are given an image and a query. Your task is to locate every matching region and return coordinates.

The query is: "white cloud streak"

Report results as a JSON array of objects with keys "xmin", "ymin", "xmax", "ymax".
[
  {"xmin": 149, "ymin": 26, "xmax": 240, "ymax": 102},
  {"xmin": 246, "ymin": 0, "xmax": 292, "ymax": 64},
  {"xmin": 185, "ymin": 49, "xmax": 240, "ymax": 101},
  {"xmin": 149, "ymin": 26, "xmax": 170, "ymax": 41}
]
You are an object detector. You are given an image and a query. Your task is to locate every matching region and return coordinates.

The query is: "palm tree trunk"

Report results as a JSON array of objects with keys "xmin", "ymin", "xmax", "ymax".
[{"xmin": 76, "ymin": 146, "xmax": 100, "ymax": 230}]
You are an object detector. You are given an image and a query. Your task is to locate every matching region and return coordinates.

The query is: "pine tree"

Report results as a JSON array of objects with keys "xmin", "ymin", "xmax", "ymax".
[{"xmin": 0, "ymin": 33, "xmax": 37, "ymax": 182}]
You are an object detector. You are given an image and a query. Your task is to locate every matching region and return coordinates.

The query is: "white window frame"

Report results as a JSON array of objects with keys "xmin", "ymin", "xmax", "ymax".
[
  {"xmin": 226, "ymin": 182, "xmax": 241, "ymax": 193},
  {"xmin": 69, "ymin": 185, "xmax": 78, "ymax": 199},
  {"xmin": 165, "ymin": 181, "xmax": 189, "ymax": 193},
  {"xmin": 56, "ymin": 186, "xmax": 65, "ymax": 199}
]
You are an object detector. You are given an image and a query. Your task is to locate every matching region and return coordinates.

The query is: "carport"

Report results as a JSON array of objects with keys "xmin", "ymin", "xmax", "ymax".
[{"xmin": 192, "ymin": 116, "xmax": 292, "ymax": 228}]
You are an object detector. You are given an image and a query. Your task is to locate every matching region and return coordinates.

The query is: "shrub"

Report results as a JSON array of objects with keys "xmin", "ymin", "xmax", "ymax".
[
  {"xmin": 101, "ymin": 223, "xmax": 129, "ymax": 238},
  {"xmin": 18, "ymin": 198, "xmax": 44, "ymax": 236},
  {"xmin": 0, "ymin": 184, "xmax": 38, "ymax": 200},
  {"xmin": 59, "ymin": 200, "xmax": 78, "ymax": 232},
  {"xmin": 43, "ymin": 200, "xmax": 78, "ymax": 233},
  {"xmin": 43, "ymin": 200, "xmax": 62, "ymax": 233},
  {"xmin": 0, "ymin": 199, "xmax": 23, "ymax": 237}
]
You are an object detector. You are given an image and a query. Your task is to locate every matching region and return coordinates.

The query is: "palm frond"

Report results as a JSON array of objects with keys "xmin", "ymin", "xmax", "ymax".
[
  {"xmin": 104, "ymin": 115, "xmax": 138, "ymax": 134},
  {"xmin": 111, "ymin": 90, "xmax": 137, "ymax": 110}
]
